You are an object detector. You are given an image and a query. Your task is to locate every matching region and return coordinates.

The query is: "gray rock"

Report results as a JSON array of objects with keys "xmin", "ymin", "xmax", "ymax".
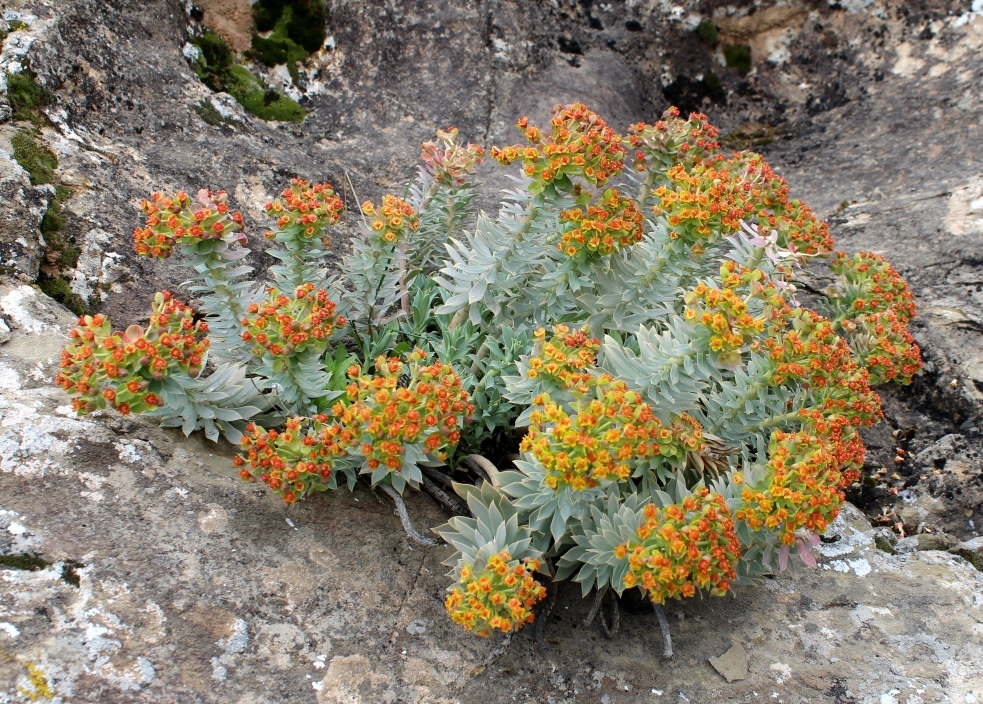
[
  {"xmin": 0, "ymin": 128, "xmax": 51, "ymax": 281},
  {"xmin": 708, "ymin": 644, "xmax": 749, "ymax": 683},
  {"xmin": 0, "ymin": 0, "xmax": 980, "ymax": 701},
  {"xmin": 0, "ymin": 289, "xmax": 980, "ymax": 702},
  {"xmin": 951, "ymin": 537, "xmax": 983, "ymax": 572},
  {"xmin": 915, "ymin": 531, "xmax": 959, "ymax": 552}
]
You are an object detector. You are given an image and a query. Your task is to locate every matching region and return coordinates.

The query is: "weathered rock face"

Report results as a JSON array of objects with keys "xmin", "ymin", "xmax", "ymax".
[
  {"xmin": 0, "ymin": 0, "xmax": 982, "ymax": 701},
  {"xmin": 0, "ymin": 300, "xmax": 981, "ymax": 702},
  {"xmin": 0, "ymin": 127, "xmax": 50, "ymax": 280}
]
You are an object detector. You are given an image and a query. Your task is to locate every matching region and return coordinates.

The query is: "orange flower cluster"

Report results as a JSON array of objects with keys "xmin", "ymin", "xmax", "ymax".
[
  {"xmin": 842, "ymin": 309, "xmax": 922, "ymax": 385},
  {"xmin": 421, "ymin": 127, "xmax": 486, "ymax": 185},
  {"xmin": 361, "ymin": 195, "xmax": 420, "ymax": 244},
  {"xmin": 626, "ymin": 107, "xmax": 721, "ymax": 172},
  {"xmin": 725, "ymin": 152, "xmax": 833, "ymax": 256},
  {"xmin": 134, "ymin": 190, "xmax": 245, "ymax": 259},
  {"xmin": 651, "ymin": 161, "xmax": 750, "ymax": 241},
  {"xmin": 240, "ymin": 283, "xmax": 344, "ymax": 358},
  {"xmin": 333, "ymin": 351, "xmax": 474, "ymax": 470},
  {"xmin": 262, "ymin": 178, "xmax": 343, "ymax": 242},
  {"xmin": 236, "ymin": 351, "xmax": 474, "ymax": 500},
  {"xmin": 526, "ymin": 324, "xmax": 601, "ymax": 392},
  {"xmin": 444, "ymin": 551, "xmax": 547, "ymax": 636},
  {"xmin": 765, "ymin": 309, "xmax": 882, "ymax": 429},
  {"xmin": 647, "ymin": 149, "xmax": 833, "ymax": 256},
  {"xmin": 828, "ymin": 251, "xmax": 921, "ymax": 384},
  {"xmin": 736, "ymin": 422, "xmax": 857, "ymax": 545},
  {"xmin": 684, "ymin": 264, "xmax": 785, "ymax": 364},
  {"xmin": 813, "ymin": 413, "xmax": 866, "ymax": 480},
  {"xmin": 831, "ymin": 251, "xmax": 917, "ymax": 323},
  {"xmin": 491, "ymin": 102, "xmax": 626, "ymax": 187},
  {"xmin": 235, "ymin": 415, "xmax": 345, "ymax": 503},
  {"xmin": 521, "ymin": 380, "xmax": 705, "ymax": 491},
  {"xmin": 558, "ymin": 188, "xmax": 644, "ymax": 258},
  {"xmin": 56, "ymin": 291, "xmax": 209, "ymax": 415},
  {"xmin": 619, "ymin": 488, "xmax": 740, "ymax": 603}
]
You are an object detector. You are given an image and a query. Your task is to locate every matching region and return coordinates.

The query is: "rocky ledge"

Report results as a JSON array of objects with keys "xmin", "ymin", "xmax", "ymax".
[
  {"xmin": 0, "ymin": 0, "xmax": 982, "ymax": 701},
  {"xmin": 0, "ymin": 290, "xmax": 980, "ymax": 702}
]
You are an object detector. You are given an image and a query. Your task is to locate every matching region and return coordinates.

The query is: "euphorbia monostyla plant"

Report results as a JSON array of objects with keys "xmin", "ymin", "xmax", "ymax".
[{"xmin": 56, "ymin": 105, "xmax": 921, "ymax": 657}]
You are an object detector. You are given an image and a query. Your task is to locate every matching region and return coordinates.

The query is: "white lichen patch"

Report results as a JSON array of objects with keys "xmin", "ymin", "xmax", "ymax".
[
  {"xmin": 946, "ymin": 174, "xmax": 983, "ymax": 237},
  {"xmin": 69, "ymin": 229, "xmax": 128, "ymax": 302},
  {"xmin": 827, "ymin": 557, "xmax": 873, "ymax": 577},
  {"xmin": 0, "ymin": 621, "xmax": 20, "ymax": 638},
  {"xmin": 211, "ymin": 617, "xmax": 248, "ymax": 681},
  {"xmin": 0, "ymin": 361, "xmax": 21, "ymax": 391},
  {"xmin": 0, "ymin": 285, "xmax": 61, "ymax": 334},
  {"xmin": 0, "ymin": 390, "xmax": 114, "ymax": 477}
]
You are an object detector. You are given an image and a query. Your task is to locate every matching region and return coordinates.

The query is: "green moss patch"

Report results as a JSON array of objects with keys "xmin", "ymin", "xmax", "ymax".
[
  {"xmin": 724, "ymin": 44, "xmax": 752, "ymax": 76},
  {"xmin": 11, "ymin": 129, "xmax": 56, "ymax": 185},
  {"xmin": 194, "ymin": 99, "xmax": 226, "ymax": 127},
  {"xmin": 6, "ymin": 70, "xmax": 52, "ymax": 126},
  {"xmin": 0, "ymin": 552, "xmax": 85, "ymax": 587},
  {"xmin": 11, "ymin": 129, "xmax": 84, "ymax": 310},
  {"xmin": 38, "ymin": 275, "xmax": 91, "ymax": 316},
  {"xmin": 696, "ymin": 20, "xmax": 718, "ymax": 46},
  {"xmin": 0, "ymin": 552, "xmax": 49, "ymax": 571},
  {"xmin": 252, "ymin": 0, "xmax": 326, "ymax": 54},
  {"xmin": 191, "ymin": 31, "xmax": 306, "ymax": 123},
  {"xmin": 248, "ymin": 0, "xmax": 326, "ymax": 88},
  {"xmin": 721, "ymin": 122, "xmax": 776, "ymax": 150}
]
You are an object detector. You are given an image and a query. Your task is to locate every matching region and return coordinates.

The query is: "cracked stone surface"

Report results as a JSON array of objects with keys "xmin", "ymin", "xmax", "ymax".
[
  {"xmin": 0, "ymin": 301, "xmax": 981, "ymax": 702},
  {"xmin": 0, "ymin": 0, "xmax": 982, "ymax": 701}
]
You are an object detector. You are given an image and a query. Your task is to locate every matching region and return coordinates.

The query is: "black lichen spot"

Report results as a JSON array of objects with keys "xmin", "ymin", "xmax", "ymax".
[
  {"xmin": 558, "ymin": 37, "xmax": 583, "ymax": 55},
  {"xmin": 662, "ymin": 74, "xmax": 726, "ymax": 114}
]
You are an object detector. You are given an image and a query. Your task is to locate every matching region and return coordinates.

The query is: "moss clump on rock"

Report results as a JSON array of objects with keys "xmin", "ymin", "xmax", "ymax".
[
  {"xmin": 0, "ymin": 552, "xmax": 49, "ymax": 571},
  {"xmin": 696, "ymin": 20, "xmax": 719, "ymax": 46},
  {"xmin": 11, "ymin": 129, "xmax": 82, "ymax": 310},
  {"xmin": 249, "ymin": 0, "xmax": 326, "ymax": 88},
  {"xmin": 192, "ymin": 31, "xmax": 306, "ymax": 122},
  {"xmin": 6, "ymin": 70, "xmax": 52, "ymax": 125},
  {"xmin": 192, "ymin": 30, "xmax": 236, "ymax": 93},
  {"xmin": 11, "ymin": 129, "xmax": 57, "ymax": 185},
  {"xmin": 38, "ymin": 275, "xmax": 91, "ymax": 316},
  {"xmin": 252, "ymin": 0, "xmax": 326, "ymax": 55},
  {"xmin": 194, "ymin": 99, "xmax": 226, "ymax": 127},
  {"xmin": 724, "ymin": 44, "xmax": 752, "ymax": 76}
]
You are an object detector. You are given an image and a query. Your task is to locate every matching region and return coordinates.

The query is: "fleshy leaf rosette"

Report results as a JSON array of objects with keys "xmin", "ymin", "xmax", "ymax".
[
  {"xmin": 436, "ymin": 482, "xmax": 547, "ymax": 637},
  {"xmin": 134, "ymin": 189, "xmax": 245, "ymax": 259},
  {"xmin": 491, "ymin": 102, "xmax": 627, "ymax": 190},
  {"xmin": 240, "ymin": 283, "xmax": 344, "ymax": 358},
  {"xmin": 262, "ymin": 178, "xmax": 343, "ymax": 243},
  {"xmin": 420, "ymin": 127, "xmax": 486, "ymax": 185},
  {"xmin": 56, "ymin": 291, "xmax": 209, "ymax": 415}
]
